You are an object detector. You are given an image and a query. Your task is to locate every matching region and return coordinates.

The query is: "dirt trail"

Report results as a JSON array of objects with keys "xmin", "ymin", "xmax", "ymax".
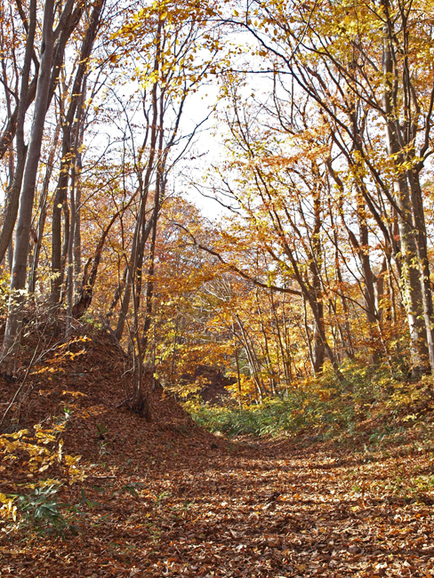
[
  {"xmin": 1, "ymin": 330, "xmax": 434, "ymax": 577},
  {"xmin": 3, "ymin": 438, "xmax": 434, "ymax": 577}
]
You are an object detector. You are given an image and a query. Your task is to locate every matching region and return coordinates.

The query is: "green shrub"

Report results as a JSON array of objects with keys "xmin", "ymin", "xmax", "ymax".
[{"xmin": 185, "ymin": 359, "xmax": 410, "ymax": 439}]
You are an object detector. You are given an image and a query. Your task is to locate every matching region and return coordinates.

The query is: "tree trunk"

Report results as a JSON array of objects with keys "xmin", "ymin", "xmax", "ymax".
[
  {"xmin": 28, "ymin": 117, "xmax": 61, "ymax": 293},
  {"xmin": 0, "ymin": 0, "xmax": 85, "ymax": 377},
  {"xmin": 0, "ymin": 0, "xmax": 56, "ymax": 377},
  {"xmin": 381, "ymin": 0, "xmax": 430, "ymax": 376},
  {"xmin": 408, "ymin": 169, "xmax": 434, "ymax": 369},
  {"xmin": 0, "ymin": 0, "xmax": 36, "ymax": 265},
  {"xmin": 51, "ymin": 0, "xmax": 104, "ymax": 306}
]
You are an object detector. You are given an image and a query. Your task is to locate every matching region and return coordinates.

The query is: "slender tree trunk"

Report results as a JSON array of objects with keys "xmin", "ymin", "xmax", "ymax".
[
  {"xmin": 0, "ymin": 0, "xmax": 36, "ymax": 264},
  {"xmin": 28, "ymin": 117, "xmax": 61, "ymax": 293},
  {"xmin": 115, "ymin": 19, "xmax": 163, "ymax": 341},
  {"xmin": 0, "ymin": 0, "xmax": 56, "ymax": 377},
  {"xmin": 51, "ymin": 0, "xmax": 104, "ymax": 306},
  {"xmin": 234, "ymin": 344, "xmax": 242, "ymax": 409},
  {"xmin": 236, "ymin": 315, "xmax": 265, "ymax": 401},
  {"xmin": 310, "ymin": 191, "xmax": 325, "ymax": 373},
  {"xmin": 356, "ymin": 193, "xmax": 380, "ymax": 362},
  {"xmin": 269, "ymin": 291, "xmax": 291, "ymax": 390},
  {"xmin": 139, "ymin": 199, "xmax": 159, "ymax": 360},
  {"xmin": 408, "ymin": 169, "xmax": 434, "ymax": 368},
  {"xmin": 73, "ymin": 99, "xmax": 85, "ymax": 297},
  {"xmin": 381, "ymin": 0, "xmax": 430, "ymax": 376}
]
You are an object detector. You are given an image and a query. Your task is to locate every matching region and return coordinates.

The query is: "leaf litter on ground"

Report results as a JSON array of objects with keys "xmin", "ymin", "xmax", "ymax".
[{"xmin": 1, "ymin": 330, "xmax": 434, "ymax": 577}]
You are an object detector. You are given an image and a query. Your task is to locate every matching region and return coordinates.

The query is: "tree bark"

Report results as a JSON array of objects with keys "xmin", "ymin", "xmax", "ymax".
[
  {"xmin": 0, "ymin": 0, "xmax": 85, "ymax": 377},
  {"xmin": 51, "ymin": 0, "xmax": 105, "ymax": 305},
  {"xmin": 0, "ymin": 0, "xmax": 36, "ymax": 265},
  {"xmin": 0, "ymin": 0, "xmax": 56, "ymax": 377},
  {"xmin": 381, "ymin": 0, "xmax": 430, "ymax": 376}
]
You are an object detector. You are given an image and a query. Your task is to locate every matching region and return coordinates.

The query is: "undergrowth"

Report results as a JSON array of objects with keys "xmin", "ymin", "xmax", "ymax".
[
  {"xmin": 0, "ymin": 420, "xmax": 86, "ymax": 537},
  {"xmin": 185, "ymin": 360, "xmax": 434, "ymax": 443}
]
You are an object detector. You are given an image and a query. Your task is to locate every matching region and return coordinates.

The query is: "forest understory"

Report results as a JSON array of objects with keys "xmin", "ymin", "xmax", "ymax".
[{"xmin": 1, "ymin": 329, "xmax": 434, "ymax": 578}]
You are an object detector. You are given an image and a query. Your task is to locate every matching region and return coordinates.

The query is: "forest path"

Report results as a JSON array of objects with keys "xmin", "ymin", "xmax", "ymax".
[
  {"xmin": 0, "ymin": 440, "xmax": 434, "ymax": 578},
  {"xmin": 5, "ymin": 437, "xmax": 433, "ymax": 578},
  {"xmin": 127, "ymin": 438, "xmax": 433, "ymax": 578}
]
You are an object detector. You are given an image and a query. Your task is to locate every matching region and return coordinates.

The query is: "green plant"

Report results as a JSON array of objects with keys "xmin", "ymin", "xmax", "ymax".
[
  {"xmin": 78, "ymin": 488, "xmax": 101, "ymax": 509},
  {"xmin": 155, "ymin": 490, "xmax": 169, "ymax": 505},
  {"xmin": 96, "ymin": 423, "xmax": 108, "ymax": 437},
  {"xmin": 119, "ymin": 483, "xmax": 144, "ymax": 498},
  {"xmin": 186, "ymin": 357, "xmax": 412, "ymax": 440},
  {"xmin": 96, "ymin": 424, "xmax": 110, "ymax": 456},
  {"xmin": 17, "ymin": 483, "xmax": 68, "ymax": 537}
]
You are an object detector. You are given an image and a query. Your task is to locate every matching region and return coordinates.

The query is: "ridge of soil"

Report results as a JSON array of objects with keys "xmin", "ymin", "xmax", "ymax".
[
  {"xmin": 0, "ymin": 328, "xmax": 224, "ymax": 469},
  {"xmin": 1, "ymin": 329, "xmax": 434, "ymax": 577}
]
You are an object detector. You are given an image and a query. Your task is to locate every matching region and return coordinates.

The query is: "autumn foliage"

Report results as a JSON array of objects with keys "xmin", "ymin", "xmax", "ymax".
[{"xmin": 1, "ymin": 0, "xmax": 434, "ymax": 574}]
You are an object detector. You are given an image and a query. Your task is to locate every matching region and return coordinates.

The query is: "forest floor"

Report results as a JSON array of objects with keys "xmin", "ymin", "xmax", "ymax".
[{"xmin": 1, "ymin": 329, "xmax": 434, "ymax": 577}]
